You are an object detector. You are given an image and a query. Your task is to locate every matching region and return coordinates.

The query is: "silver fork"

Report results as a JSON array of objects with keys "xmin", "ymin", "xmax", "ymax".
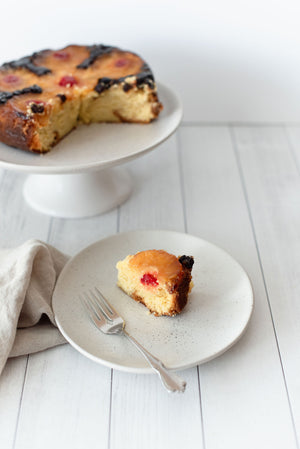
[{"xmin": 80, "ymin": 287, "xmax": 186, "ymax": 393}]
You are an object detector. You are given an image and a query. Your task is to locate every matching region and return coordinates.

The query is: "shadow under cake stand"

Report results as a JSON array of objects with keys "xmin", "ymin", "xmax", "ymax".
[{"xmin": 0, "ymin": 83, "xmax": 182, "ymax": 218}]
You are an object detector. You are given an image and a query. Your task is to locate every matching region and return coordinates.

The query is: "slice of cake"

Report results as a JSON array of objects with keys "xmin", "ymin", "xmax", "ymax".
[
  {"xmin": 116, "ymin": 250, "xmax": 194, "ymax": 316},
  {"xmin": 0, "ymin": 44, "xmax": 163, "ymax": 153}
]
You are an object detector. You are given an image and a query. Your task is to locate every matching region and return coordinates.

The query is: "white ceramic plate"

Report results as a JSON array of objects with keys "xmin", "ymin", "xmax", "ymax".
[
  {"xmin": 53, "ymin": 230, "xmax": 254, "ymax": 373},
  {"xmin": 0, "ymin": 83, "xmax": 182, "ymax": 174}
]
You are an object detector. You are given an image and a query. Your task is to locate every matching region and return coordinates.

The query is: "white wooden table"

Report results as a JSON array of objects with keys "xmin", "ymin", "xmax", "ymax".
[{"xmin": 0, "ymin": 124, "xmax": 300, "ymax": 449}]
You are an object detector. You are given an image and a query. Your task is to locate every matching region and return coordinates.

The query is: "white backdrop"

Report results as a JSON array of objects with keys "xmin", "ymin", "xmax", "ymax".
[{"xmin": 1, "ymin": 0, "xmax": 299, "ymax": 123}]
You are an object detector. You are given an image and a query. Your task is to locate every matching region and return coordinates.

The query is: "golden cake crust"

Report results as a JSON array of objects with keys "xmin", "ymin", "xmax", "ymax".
[
  {"xmin": 0, "ymin": 44, "xmax": 163, "ymax": 153},
  {"xmin": 129, "ymin": 249, "xmax": 183, "ymax": 284},
  {"xmin": 116, "ymin": 250, "xmax": 194, "ymax": 316}
]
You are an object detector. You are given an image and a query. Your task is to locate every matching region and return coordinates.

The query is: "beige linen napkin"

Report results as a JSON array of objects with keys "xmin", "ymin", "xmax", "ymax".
[{"xmin": 0, "ymin": 239, "xmax": 68, "ymax": 375}]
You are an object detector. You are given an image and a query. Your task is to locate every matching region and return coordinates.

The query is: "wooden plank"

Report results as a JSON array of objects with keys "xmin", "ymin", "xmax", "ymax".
[
  {"xmin": 180, "ymin": 126, "xmax": 297, "ymax": 449},
  {"xmin": 0, "ymin": 170, "xmax": 51, "ymax": 247},
  {"xmin": 0, "ymin": 357, "xmax": 28, "ymax": 449},
  {"xmin": 13, "ymin": 196, "xmax": 118, "ymax": 448},
  {"xmin": 47, "ymin": 207, "xmax": 118, "ymax": 256},
  {"xmin": 110, "ymin": 369, "xmax": 202, "ymax": 449},
  {"xmin": 0, "ymin": 168, "xmax": 4, "ymax": 186},
  {"xmin": 286, "ymin": 126, "xmax": 300, "ymax": 172},
  {"xmin": 119, "ymin": 138, "xmax": 185, "ymax": 232},
  {"xmin": 233, "ymin": 125, "xmax": 300, "ymax": 440},
  {"xmin": 110, "ymin": 135, "xmax": 203, "ymax": 449},
  {"xmin": 3, "ymin": 124, "xmax": 299, "ymax": 448},
  {"xmin": 14, "ymin": 345, "xmax": 112, "ymax": 449}
]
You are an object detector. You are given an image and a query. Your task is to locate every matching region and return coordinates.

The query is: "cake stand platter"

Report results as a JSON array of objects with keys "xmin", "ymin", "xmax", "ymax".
[{"xmin": 0, "ymin": 83, "xmax": 182, "ymax": 218}]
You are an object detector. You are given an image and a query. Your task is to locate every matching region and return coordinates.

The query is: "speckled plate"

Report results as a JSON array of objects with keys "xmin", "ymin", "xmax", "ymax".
[{"xmin": 52, "ymin": 230, "xmax": 254, "ymax": 373}]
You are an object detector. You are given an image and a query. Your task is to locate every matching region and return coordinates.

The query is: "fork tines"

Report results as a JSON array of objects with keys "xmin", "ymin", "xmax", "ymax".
[{"xmin": 81, "ymin": 287, "xmax": 118, "ymax": 322}]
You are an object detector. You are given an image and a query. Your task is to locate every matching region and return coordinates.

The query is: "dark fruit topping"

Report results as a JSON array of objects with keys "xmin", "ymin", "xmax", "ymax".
[
  {"xmin": 26, "ymin": 100, "xmax": 45, "ymax": 113},
  {"xmin": 2, "ymin": 53, "xmax": 51, "ymax": 76},
  {"xmin": 2, "ymin": 74, "xmax": 20, "ymax": 84},
  {"xmin": 31, "ymin": 103, "xmax": 44, "ymax": 113},
  {"xmin": 77, "ymin": 44, "xmax": 115, "ymax": 69},
  {"xmin": 94, "ymin": 62, "xmax": 155, "ymax": 94},
  {"xmin": 178, "ymin": 255, "xmax": 194, "ymax": 270},
  {"xmin": 56, "ymin": 93, "xmax": 67, "ymax": 103},
  {"xmin": 94, "ymin": 77, "xmax": 114, "ymax": 94},
  {"xmin": 136, "ymin": 63, "xmax": 155, "ymax": 88},
  {"xmin": 0, "ymin": 84, "xmax": 42, "ymax": 105},
  {"xmin": 53, "ymin": 51, "xmax": 70, "ymax": 60},
  {"xmin": 123, "ymin": 82, "xmax": 133, "ymax": 92},
  {"xmin": 32, "ymin": 104, "xmax": 44, "ymax": 113},
  {"xmin": 141, "ymin": 273, "xmax": 159, "ymax": 287},
  {"xmin": 59, "ymin": 76, "xmax": 78, "ymax": 87}
]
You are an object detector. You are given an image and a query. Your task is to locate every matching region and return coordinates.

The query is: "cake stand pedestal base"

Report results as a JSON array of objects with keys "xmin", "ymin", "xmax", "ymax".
[{"xmin": 23, "ymin": 167, "xmax": 132, "ymax": 218}]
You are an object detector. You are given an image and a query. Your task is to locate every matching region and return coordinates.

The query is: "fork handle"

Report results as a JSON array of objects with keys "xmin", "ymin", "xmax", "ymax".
[{"xmin": 123, "ymin": 330, "xmax": 186, "ymax": 393}]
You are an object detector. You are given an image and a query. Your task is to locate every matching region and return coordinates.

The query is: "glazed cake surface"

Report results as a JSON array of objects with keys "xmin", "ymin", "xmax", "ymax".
[
  {"xmin": 116, "ymin": 250, "xmax": 194, "ymax": 316},
  {"xmin": 0, "ymin": 44, "xmax": 162, "ymax": 153}
]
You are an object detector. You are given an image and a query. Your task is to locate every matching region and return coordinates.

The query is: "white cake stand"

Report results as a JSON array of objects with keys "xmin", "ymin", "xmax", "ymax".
[{"xmin": 0, "ymin": 83, "xmax": 182, "ymax": 218}]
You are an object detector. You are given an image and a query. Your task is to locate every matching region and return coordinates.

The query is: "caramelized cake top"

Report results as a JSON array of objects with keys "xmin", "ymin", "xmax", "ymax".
[
  {"xmin": 128, "ymin": 249, "xmax": 183, "ymax": 285},
  {"xmin": 0, "ymin": 44, "xmax": 156, "ymax": 111},
  {"xmin": 0, "ymin": 44, "xmax": 162, "ymax": 153}
]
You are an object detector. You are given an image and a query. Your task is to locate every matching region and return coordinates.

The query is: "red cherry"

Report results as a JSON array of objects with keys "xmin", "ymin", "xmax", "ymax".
[
  {"xmin": 26, "ymin": 100, "xmax": 45, "ymax": 113},
  {"xmin": 115, "ymin": 58, "xmax": 128, "ymax": 68},
  {"xmin": 141, "ymin": 273, "xmax": 159, "ymax": 286},
  {"xmin": 53, "ymin": 51, "xmax": 70, "ymax": 60},
  {"xmin": 3, "ymin": 74, "xmax": 20, "ymax": 84},
  {"xmin": 59, "ymin": 75, "xmax": 78, "ymax": 87}
]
